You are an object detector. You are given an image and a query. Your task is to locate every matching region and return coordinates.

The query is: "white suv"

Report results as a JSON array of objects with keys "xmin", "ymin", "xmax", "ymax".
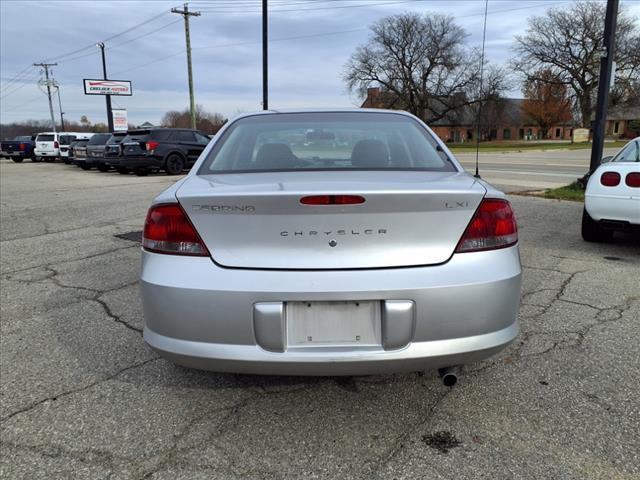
[{"xmin": 34, "ymin": 132, "xmax": 62, "ymax": 162}]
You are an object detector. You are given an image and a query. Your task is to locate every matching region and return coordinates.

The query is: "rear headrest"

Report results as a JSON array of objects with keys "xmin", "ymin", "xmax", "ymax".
[
  {"xmin": 351, "ymin": 139, "xmax": 389, "ymax": 168},
  {"xmin": 255, "ymin": 143, "xmax": 297, "ymax": 169}
]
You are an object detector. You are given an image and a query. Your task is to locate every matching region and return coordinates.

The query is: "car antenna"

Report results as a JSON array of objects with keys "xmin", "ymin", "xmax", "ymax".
[{"xmin": 474, "ymin": 0, "xmax": 489, "ymax": 179}]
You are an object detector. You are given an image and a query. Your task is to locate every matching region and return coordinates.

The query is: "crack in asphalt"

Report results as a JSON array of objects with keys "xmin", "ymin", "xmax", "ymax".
[
  {"xmin": 2, "ymin": 203, "xmax": 638, "ymax": 478},
  {"xmin": 1, "ymin": 244, "xmax": 138, "ymax": 276},
  {"xmin": 365, "ymin": 387, "xmax": 453, "ymax": 478},
  {"xmin": 0, "ymin": 358, "xmax": 160, "ymax": 423},
  {"xmin": 466, "ymin": 266, "xmax": 636, "ymax": 375},
  {"xmin": 4, "ymin": 265, "xmax": 142, "ymax": 334}
]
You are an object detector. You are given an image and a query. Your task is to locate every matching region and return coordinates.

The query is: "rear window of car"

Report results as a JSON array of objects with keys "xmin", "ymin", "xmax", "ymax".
[
  {"xmin": 72, "ymin": 140, "xmax": 90, "ymax": 147},
  {"xmin": 87, "ymin": 134, "xmax": 112, "ymax": 145},
  {"xmin": 15, "ymin": 136, "xmax": 32, "ymax": 141},
  {"xmin": 36, "ymin": 134, "xmax": 54, "ymax": 142},
  {"xmin": 107, "ymin": 134, "xmax": 127, "ymax": 145},
  {"xmin": 613, "ymin": 140, "xmax": 639, "ymax": 162},
  {"xmin": 60, "ymin": 135, "xmax": 76, "ymax": 145},
  {"xmin": 198, "ymin": 112, "xmax": 455, "ymax": 174},
  {"xmin": 122, "ymin": 130, "xmax": 151, "ymax": 143}
]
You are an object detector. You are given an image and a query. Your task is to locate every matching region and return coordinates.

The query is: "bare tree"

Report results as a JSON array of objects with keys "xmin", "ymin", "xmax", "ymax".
[
  {"xmin": 343, "ymin": 12, "xmax": 509, "ymax": 123},
  {"xmin": 161, "ymin": 104, "xmax": 226, "ymax": 134},
  {"xmin": 511, "ymin": 1, "xmax": 640, "ymax": 127}
]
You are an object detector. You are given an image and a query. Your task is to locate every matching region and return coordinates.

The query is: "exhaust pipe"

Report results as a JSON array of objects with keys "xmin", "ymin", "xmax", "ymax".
[{"xmin": 438, "ymin": 367, "xmax": 458, "ymax": 387}]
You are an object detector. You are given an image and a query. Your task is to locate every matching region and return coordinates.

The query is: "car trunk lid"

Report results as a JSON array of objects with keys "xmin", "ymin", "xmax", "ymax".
[{"xmin": 176, "ymin": 171, "xmax": 486, "ymax": 269}]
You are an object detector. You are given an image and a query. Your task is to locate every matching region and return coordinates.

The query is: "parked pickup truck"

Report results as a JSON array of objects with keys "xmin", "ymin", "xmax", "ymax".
[{"xmin": 0, "ymin": 135, "xmax": 36, "ymax": 162}]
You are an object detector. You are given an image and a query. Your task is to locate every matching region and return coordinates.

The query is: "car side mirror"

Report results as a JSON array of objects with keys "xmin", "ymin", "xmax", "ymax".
[{"xmin": 601, "ymin": 155, "xmax": 613, "ymax": 163}]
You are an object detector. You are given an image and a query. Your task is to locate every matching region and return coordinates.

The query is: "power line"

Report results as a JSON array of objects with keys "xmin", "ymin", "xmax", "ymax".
[
  {"xmin": 55, "ymin": 19, "xmax": 182, "ymax": 66},
  {"xmin": 0, "ymin": 71, "xmax": 40, "ymax": 100},
  {"xmin": 197, "ymin": 0, "xmax": 417, "ymax": 13},
  {"xmin": 43, "ymin": 9, "xmax": 172, "ymax": 63},
  {"xmin": 114, "ymin": 0, "xmax": 559, "ymax": 77},
  {"xmin": 0, "ymin": 94, "xmax": 46, "ymax": 113},
  {"xmin": 0, "ymin": 65, "xmax": 34, "ymax": 91}
]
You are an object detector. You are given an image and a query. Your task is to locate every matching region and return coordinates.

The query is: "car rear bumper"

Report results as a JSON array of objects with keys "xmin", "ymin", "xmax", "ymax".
[
  {"xmin": 34, "ymin": 149, "xmax": 58, "ymax": 156},
  {"xmin": 119, "ymin": 155, "xmax": 161, "ymax": 169},
  {"xmin": 103, "ymin": 156, "xmax": 122, "ymax": 166},
  {"xmin": 85, "ymin": 156, "xmax": 106, "ymax": 166},
  {"xmin": 4, "ymin": 151, "xmax": 31, "ymax": 158},
  {"xmin": 141, "ymin": 245, "xmax": 522, "ymax": 375},
  {"xmin": 586, "ymin": 194, "xmax": 640, "ymax": 225}
]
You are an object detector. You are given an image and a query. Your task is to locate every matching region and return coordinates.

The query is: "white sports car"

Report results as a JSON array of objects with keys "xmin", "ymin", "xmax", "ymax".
[{"xmin": 582, "ymin": 137, "xmax": 640, "ymax": 242}]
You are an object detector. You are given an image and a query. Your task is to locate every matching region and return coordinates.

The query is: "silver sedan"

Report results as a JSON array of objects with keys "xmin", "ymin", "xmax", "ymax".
[{"xmin": 141, "ymin": 109, "xmax": 522, "ymax": 377}]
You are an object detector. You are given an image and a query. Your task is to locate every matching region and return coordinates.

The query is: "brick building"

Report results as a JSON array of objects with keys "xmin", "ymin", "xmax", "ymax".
[
  {"xmin": 361, "ymin": 87, "xmax": 575, "ymax": 142},
  {"xmin": 603, "ymin": 105, "xmax": 640, "ymax": 139}
]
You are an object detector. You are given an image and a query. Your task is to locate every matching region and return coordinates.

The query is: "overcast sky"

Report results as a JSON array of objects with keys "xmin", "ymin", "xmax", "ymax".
[{"xmin": 1, "ymin": 0, "xmax": 639, "ymax": 126}]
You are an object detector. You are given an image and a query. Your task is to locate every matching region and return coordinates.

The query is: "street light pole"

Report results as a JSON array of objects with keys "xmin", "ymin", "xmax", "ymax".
[
  {"xmin": 262, "ymin": 0, "xmax": 268, "ymax": 110},
  {"xmin": 55, "ymin": 86, "xmax": 65, "ymax": 131},
  {"xmin": 96, "ymin": 42, "xmax": 114, "ymax": 132},
  {"xmin": 589, "ymin": 0, "xmax": 619, "ymax": 173}
]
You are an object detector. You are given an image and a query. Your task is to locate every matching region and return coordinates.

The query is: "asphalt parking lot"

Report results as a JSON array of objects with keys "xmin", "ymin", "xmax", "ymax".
[{"xmin": 1, "ymin": 158, "xmax": 639, "ymax": 479}]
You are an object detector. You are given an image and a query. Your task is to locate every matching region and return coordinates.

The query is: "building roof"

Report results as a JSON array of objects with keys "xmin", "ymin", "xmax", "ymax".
[{"xmin": 606, "ymin": 105, "xmax": 640, "ymax": 120}]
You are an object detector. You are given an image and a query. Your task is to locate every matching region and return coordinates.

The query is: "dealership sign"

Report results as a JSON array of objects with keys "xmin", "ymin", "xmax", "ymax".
[
  {"xmin": 83, "ymin": 79, "xmax": 132, "ymax": 96},
  {"xmin": 112, "ymin": 109, "xmax": 128, "ymax": 131}
]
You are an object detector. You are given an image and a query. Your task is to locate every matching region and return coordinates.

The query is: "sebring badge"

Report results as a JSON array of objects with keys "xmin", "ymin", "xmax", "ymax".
[{"xmin": 192, "ymin": 204, "xmax": 256, "ymax": 213}]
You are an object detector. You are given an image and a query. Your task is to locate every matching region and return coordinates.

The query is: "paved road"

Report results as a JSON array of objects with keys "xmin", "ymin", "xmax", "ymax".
[
  {"xmin": 1, "ymin": 160, "xmax": 639, "ymax": 479},
  {"xmin": 456, "ymin": 147, "xmax": 621, "ymax": 192}
]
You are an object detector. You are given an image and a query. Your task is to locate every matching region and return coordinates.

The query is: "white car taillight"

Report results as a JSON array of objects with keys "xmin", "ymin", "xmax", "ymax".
[
  {"xmin": 625, "ymin": 172, "xmax": 640, "ymax": 188},
  {"xmin": 600, "ymin": 171, "xmax": 621, "ymax": 187},
  {"xmin": 143, "ymin": 204, "xmax": 209, "ymax": 256},
  {"xmin": 455, "ymin": 198, "xmax": 518, "ymax": 253}
]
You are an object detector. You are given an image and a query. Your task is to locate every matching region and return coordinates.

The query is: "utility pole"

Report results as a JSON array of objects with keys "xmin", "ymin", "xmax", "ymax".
[
  {"xmin": 589, "ymin": 0, "xmax": 619, "ymax": 174},
  {"xmin": 33, "ymin": 62, "xmax": 57, "ymax": 133},
  {"xmin": 262, "ymin": 0, "xmax": 268, "ymax": 110},
  {"xmin": 55, "ymin": 86, "xmax": 65, "ymax": 131},
  {"xmin": 96, "ymin": 43, "xmax": 114, "ymax": 132},
  {"xmin": 172, "ymin": 3, "xmax": 201, "ymax": 129}
]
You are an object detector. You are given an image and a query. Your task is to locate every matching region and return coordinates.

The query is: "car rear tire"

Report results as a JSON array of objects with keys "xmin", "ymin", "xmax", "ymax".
[
  {"xmin": 116, "ymin": 167, "xmax": 129, "ymax": 175},
  {"xmin": 96, "ymin": 164, "xmax": 110, "ymax": 172},
  {"xmin": 165, "ymin": 154, "xmax": 185, "ymax": 175},
  {"xmin": 32, "ymin": 157, "xmax": 42, "ymax": 163},
  {"xmin": 79, "ymin": 164, "xmax": 91, "ymax": 170},
  {"xmin": 134, "ymin": 168, "xmax": 148, "ymax": 176},
  {"xmin": 44, "ymin": 158, "xmax": 55, "ymax": 163},
  {"xmin": 12, "ymin": 158, "xmax": 24, "ymax": 163},
  {"xmin": 581, "ymin": 208, "xmax": 613, "ymax": 243}
]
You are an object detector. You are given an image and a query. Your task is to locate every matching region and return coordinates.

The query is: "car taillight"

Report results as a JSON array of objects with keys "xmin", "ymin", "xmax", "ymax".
[
  {"xmin": 143, "ymin": 204, "xmax": 208, "ymax": 256},
  {"xmin": 455, "ymin": 198, "xmax": 518, "ymax": 253},
  {"xmin": 600, "ymin": 171, "xmax": 621, "ymax": 187},
  {"xmin": 19, "ymin": 143, "xmax": 26, "ymax": 151},
  {"xmin": 54, "ymin": 141, "xmax": 59, "ymax": 148},
  {"xmin": 625, "ymin": 172, "xmax": 640, "ymax": 188},
  {"xmin": 146, "ymin": 141, "xmax": 159, "ymax": 152},
  {"xmin": 300, "ymin": 195, "xmax": 365, "ymax": 205}
]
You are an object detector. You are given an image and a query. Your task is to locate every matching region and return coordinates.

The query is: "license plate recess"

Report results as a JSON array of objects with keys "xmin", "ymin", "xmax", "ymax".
[{"xmin": 286, "ymin": 301, "xmax": 381, "ymax": 347}]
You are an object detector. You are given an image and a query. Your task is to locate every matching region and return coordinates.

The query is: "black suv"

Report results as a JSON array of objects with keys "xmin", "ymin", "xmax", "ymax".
[{"xmin": 118, "ymin": 128, "xmax": 210, "ymax": 175}]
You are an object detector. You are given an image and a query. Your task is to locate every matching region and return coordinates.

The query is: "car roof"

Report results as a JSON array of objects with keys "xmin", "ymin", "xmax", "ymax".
[{"xmin": 231, "ymin": 107, "xmax": 414, "ymax": 119}]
